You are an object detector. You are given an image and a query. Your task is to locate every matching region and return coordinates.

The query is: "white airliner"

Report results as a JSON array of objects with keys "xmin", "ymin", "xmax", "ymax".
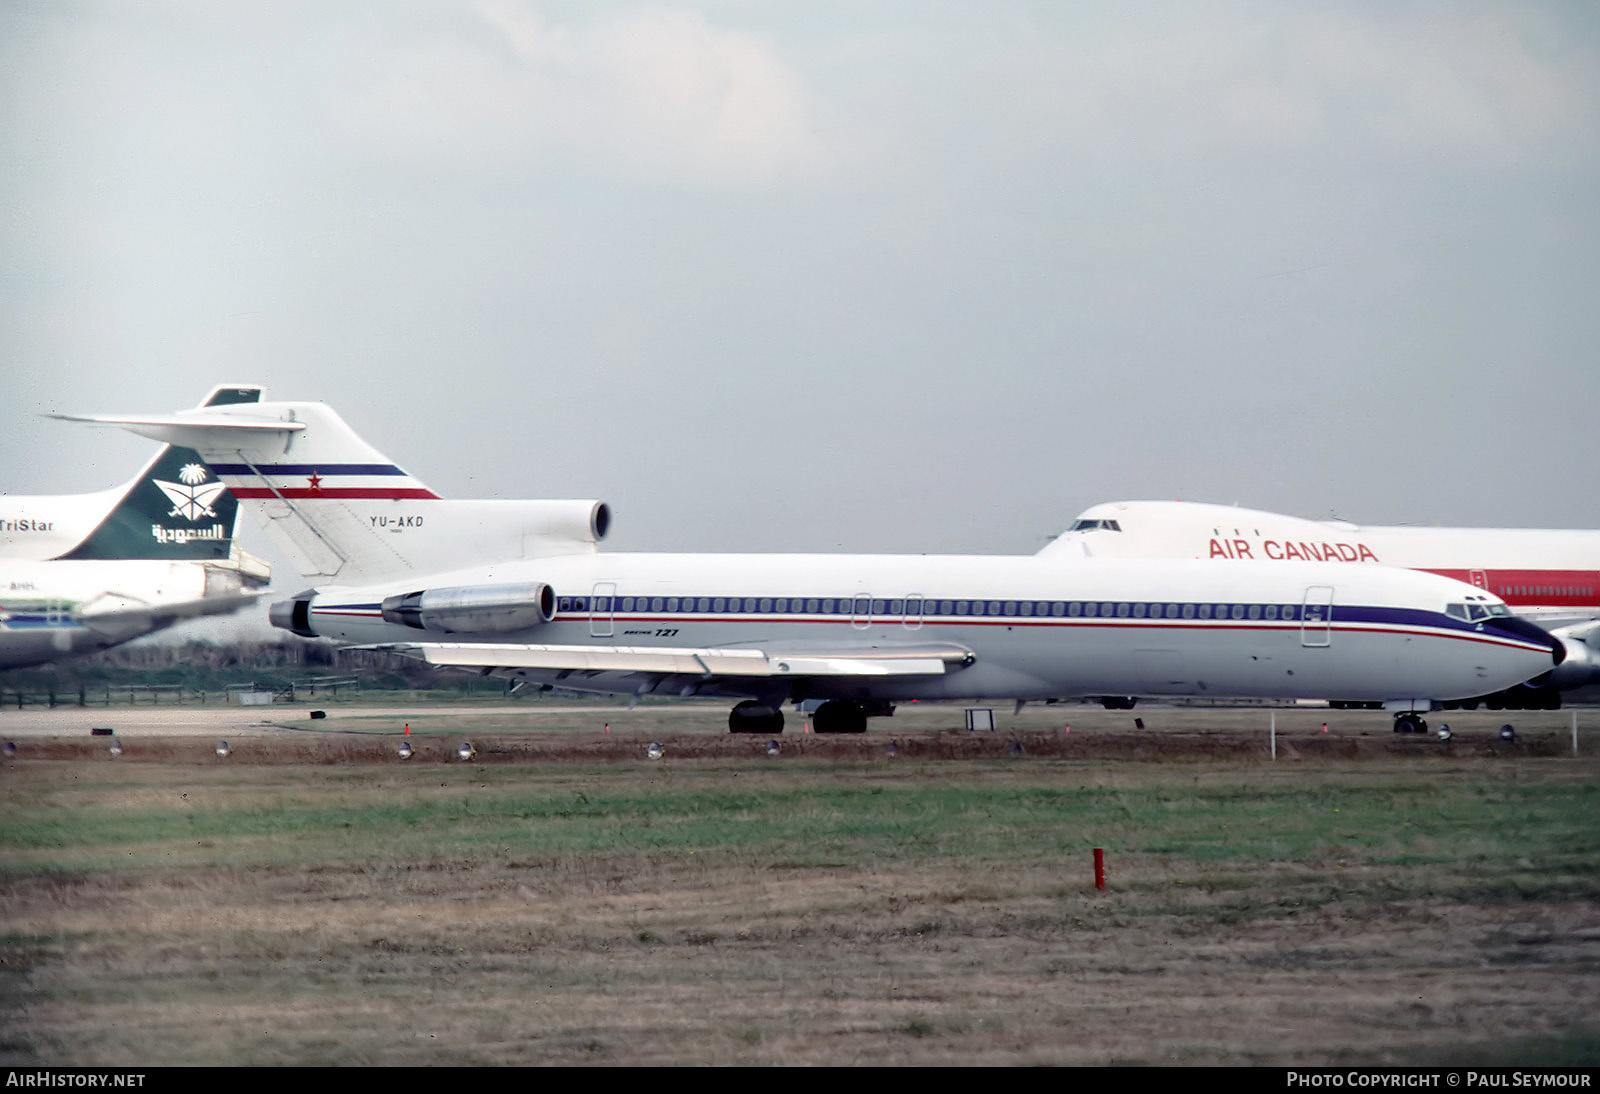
[
  {"xmin": 1045, "ymin": 500, "xmax": 1600, "ymax": 711},
  {"xmin": 63, "ymin": 396, "xmax": 1559, "ymax": 734},
  {"xmin": 0, "ymin": 386, "xmax": 271, "ymax": 671}
]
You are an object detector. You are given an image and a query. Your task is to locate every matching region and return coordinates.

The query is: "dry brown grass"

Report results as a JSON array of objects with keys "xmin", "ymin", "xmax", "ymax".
[
  {"xmin": 2, "ymin": 707, "xmax": 1598, "ymax": 1065},
  {"xmin": 6, "ymin": 852, "xmax": 1598, "ymax": 1065}
]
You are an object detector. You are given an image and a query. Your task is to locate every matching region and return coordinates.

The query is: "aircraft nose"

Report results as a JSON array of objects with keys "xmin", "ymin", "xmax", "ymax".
[{"xmin": 1486, "ymin": 616, "xmax": 1564, "ymax": 666}]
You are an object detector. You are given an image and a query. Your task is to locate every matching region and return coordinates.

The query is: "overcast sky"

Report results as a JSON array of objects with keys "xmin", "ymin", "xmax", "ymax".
[{"xmin": 6, "ymin": 1, "xmax": 1599, "ymax": 575}]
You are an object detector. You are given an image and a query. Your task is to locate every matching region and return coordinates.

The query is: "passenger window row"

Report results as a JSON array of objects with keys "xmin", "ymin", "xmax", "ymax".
[
  {"xmin": 554, "ymin": 595, "xmax": 1312, "ymax": 622},
  {"xmin": 1499, "ymin": 585, "xmax": 1593, "ymax": 599}
]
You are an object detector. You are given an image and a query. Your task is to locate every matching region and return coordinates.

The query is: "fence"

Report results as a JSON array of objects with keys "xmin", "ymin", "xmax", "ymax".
[{"xmin": 2, "ymin": 675, "xmax": 364, "ymax": 709}]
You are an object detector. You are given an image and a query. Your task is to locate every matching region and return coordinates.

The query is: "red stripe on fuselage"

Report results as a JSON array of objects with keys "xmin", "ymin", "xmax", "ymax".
[{"xmin": 307, "ymin": 609, "xmax": 1545, "ymax": 654}]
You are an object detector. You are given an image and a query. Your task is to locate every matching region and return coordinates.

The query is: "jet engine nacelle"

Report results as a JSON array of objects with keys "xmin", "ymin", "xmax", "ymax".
[
  {"xmin": 1542, "ymin": 630, "xmax": 1600, "ymax": 691},
  {"xmin": 512, "ymin": 500, "xmax": 611, "ymax": 547},
  {"xmin": 379, "ymin": 581, "xmax": 556, "ymax": 635},
  {"xmin": 269, "ymin": 591, "xmax": 317, "ymax": 638}
]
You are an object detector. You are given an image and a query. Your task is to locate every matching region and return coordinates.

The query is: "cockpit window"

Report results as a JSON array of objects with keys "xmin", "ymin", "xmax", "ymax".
[
  {"xmin": 1449, "ymin": 601, "xmax": 1510, "ymax": 622},
  {"xmin": 1069, "ymin": 519, "xmax": 1122, "ymax": 532}
]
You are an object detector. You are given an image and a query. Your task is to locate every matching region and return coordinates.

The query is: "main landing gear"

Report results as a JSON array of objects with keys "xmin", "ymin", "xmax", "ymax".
[
  {"xmin": 728, "ymin": 700, "xmax": 785, "ymax": 735},
  {"xmin": 810, "ymin": 699, "xmax": 868, "ymax": 734},
  {"xmin": 726, "ymin": 698, "xmax": 874, "ymax": 734}
]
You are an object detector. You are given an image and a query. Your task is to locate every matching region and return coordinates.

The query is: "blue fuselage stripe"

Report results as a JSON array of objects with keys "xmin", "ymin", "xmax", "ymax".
[{"xmin": 209, "ymin": 463, "xmax": 407, "ymax": 476}]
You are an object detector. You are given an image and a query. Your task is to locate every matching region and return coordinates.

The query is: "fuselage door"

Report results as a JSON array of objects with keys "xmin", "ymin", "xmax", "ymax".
[
  {"xmin": 1301, "ymin": 585, "xmax": 1333, "ymax": 648},
  {"xmin": 851, "ymin": 594, "xmax": 872, "ymax": 630},
  {"xmin": 590, "ymin": 582, "xmax": 615, "ymax": 637},
  {"xmin": 1469, "ymin": 569, "xmax": 1489, "ymax": 591}
]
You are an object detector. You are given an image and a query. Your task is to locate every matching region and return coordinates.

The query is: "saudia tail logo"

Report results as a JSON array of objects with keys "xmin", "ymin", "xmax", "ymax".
[
  {"xmin": 155, "ymin": 463, "xmax": 228, "ymax": 521},
  {"xmin": 150, "ymin": 463, "xmax": 229, "ymax": 544}
]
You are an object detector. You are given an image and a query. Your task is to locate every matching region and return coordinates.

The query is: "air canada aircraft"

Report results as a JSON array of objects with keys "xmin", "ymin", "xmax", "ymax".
[
  {"xmin": 1045, "ymin": 500, "xmax": 1600, "ymax": 712},
  {"xmin": 1, "ymin": 386, "xmax": 271, "ymax": 670},
  {"xmin": 63, "ymin": 395, "xmax": 1560, "ymax": 734}
]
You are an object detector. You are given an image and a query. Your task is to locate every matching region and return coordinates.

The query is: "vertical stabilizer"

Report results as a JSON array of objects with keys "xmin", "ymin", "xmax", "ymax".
[
  {"xmin": 203, "ymin": 402, "xmax": 441, "ymax": 581},
  {"xmin": 57, "ymin": 386, "xmax": 263, "ymax": 562}
]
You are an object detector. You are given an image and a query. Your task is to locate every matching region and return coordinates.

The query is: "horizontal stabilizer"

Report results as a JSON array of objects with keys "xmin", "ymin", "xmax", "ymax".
[{"xmin": 50, "ymin": 411, "xmax": 305, "ymax": 451}]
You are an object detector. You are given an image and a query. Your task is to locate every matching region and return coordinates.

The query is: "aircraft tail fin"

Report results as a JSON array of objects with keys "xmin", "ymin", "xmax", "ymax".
[
  {"xmin": 56, "ymin": 385, "xmax": 264, "ymax": 564},
  {"xmin": 59, "ymin": 392, "xmax": 609, "ymax": 586}
]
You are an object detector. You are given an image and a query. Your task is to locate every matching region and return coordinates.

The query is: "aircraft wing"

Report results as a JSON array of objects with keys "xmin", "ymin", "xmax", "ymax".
[
  {"xmin": 76, "ymin": 590, "xmax": 267, "ymax": 639},
  {"xmin": 145, "ymin": 589, "xmax": 268, "ymax": 622},
  {"xmin": 366, "ymin": 641, "xmax": 974, "ymax": 678}
]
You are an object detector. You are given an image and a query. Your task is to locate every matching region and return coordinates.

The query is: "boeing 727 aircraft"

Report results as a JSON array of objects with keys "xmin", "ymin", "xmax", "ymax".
[
  {"xmin": 64, "ymin": 396, "xmax": 1559, "ymax": 733},
  {"xmin": 1045, "ymin": 500, "xmax": 1600, "ymax": 712},
  {"xmin": 0, "ymin": 386, "xmax": 270, "ymax": 670}
]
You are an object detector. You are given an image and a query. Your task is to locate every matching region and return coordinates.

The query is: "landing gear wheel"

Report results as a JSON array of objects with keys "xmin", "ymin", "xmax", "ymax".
[
  {"xmin": 729, "ymin": 700, "xmax": 784, "ymax": 734},
  {"xmin": 813, "ymin": 699, "xmax": 868, "ymax": 734},
  {"xmin": 1393, "ymin": 713, "xmax": 1428, "ymax": 734}
]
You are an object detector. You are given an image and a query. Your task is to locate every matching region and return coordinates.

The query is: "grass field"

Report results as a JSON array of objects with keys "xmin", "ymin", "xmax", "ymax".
[{"xmin": 2, "ymin": 706, "xmax": 1598, "ymax": 1066}]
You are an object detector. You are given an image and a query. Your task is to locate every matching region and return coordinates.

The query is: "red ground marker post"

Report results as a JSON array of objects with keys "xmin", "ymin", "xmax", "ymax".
[{"xmin": 1093, "ymin": 847, "xmax": 1105, "ymax": 891}]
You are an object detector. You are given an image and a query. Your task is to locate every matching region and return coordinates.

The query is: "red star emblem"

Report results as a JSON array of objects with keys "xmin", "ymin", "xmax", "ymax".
[{"xmin": 307, "ymin": 473, "xmax": 323, "ymax": 492}]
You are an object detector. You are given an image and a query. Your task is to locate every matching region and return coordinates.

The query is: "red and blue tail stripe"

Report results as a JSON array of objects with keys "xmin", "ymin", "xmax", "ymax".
[{"xmin": 208, "ymin": 463, "xmax": 439, "ymax": 501}]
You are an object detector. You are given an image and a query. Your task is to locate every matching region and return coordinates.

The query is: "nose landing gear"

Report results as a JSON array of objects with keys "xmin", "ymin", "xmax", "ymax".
[{"xmin": 1392, "ymin": 712, "xmax": 1428, "ymax": 734}]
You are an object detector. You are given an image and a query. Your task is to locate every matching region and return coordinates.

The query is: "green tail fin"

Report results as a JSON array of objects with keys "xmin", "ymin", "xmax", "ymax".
[{"xmin": 59, "ymin": 386, "xmax": 262, "ymax": 561}]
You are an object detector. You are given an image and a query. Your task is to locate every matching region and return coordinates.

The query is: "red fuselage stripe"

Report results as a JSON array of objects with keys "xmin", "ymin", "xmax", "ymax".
[{"xmin": 309, "ymin": 610, "xmax": 1546, "ymax": 652}]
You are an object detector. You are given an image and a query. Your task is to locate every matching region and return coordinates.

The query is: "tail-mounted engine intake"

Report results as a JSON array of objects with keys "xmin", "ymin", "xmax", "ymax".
[
  {"xmin": 380, "ymin": 582, "xmax": 556, "ymax": 635},
  {"xmin": 510, "ymin": 500, "xmax": 611, "ymax": 547},
  {"xmin": 268, "ymin": 591, "xmax": 317, "ymax": 639}
]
